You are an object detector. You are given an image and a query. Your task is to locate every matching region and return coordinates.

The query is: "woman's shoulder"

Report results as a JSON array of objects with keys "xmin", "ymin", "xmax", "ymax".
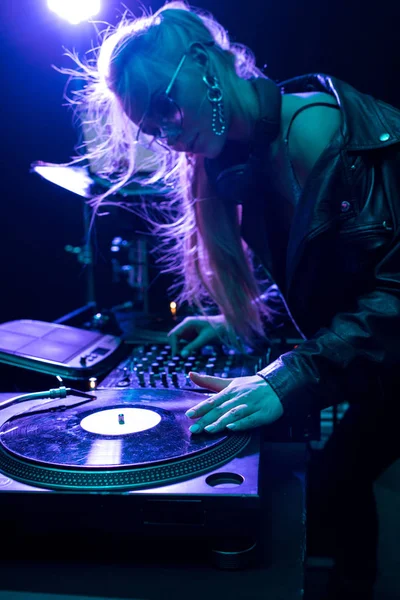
[
  {"xmin": 282, "ymin": 91, "xmax": 338, "ymax": 118},
  {"xmin": 281, "ymin": 92, "xmax": 342, "ymax": 188}
]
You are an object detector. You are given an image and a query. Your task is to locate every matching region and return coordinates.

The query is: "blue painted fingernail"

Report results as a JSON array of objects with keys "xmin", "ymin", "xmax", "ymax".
[
  {"xmin": 226, "ymin": 423, "xmax": 237, "ymax": 430},
  {"xmin": 189, "ymin": 424, "xmax": 201, "ymax": 433},
  {"xmin": 186, "ymin": 409, "xmax": 196, "ymax": 417},
  {"xmin": 204, "ymin": 424, "xmax": 217, "ymax": 432}
]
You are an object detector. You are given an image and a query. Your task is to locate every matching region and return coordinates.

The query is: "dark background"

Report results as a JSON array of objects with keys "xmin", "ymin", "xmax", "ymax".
[{"xmin": 0, "ymin": 0, "xmax": 399, "ymax": 324}]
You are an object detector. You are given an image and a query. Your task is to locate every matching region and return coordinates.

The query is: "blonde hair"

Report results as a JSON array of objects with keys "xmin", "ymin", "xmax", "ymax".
[{"xmin": 62, "ymin": 1, "xmax": 272, "ymax": 346}]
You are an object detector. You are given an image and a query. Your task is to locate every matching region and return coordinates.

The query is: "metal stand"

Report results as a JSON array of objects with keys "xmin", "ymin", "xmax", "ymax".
[
  {"xmin": 31, "ymin": 162, "xmax": 154, "ymax": 317},
  {"xmin": 110, "ymin": 234, "xmax": 149, "ymax": 314},
  {"xmin": 83, "ymin": 202, "xmax": 96, "ymax": 306}
]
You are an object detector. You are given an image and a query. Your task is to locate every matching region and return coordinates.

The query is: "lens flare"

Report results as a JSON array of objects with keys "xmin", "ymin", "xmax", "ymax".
[{"xmin": 47, "ymin": 0, "xmax": 101, "ymax": 25}]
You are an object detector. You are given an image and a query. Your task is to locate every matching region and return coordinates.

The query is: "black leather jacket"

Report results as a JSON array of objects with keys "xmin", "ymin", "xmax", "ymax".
[{"xmin": 241, "ymin": 74, "xmax": 400, "ymax": 419}]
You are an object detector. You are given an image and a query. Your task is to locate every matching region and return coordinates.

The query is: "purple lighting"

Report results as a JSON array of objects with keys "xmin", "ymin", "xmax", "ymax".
[{"xmin": 47, "ymin": 0, "xmax": 101, "ymax": 25}]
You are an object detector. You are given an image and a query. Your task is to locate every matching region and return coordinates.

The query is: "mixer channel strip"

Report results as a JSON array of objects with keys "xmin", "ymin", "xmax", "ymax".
[{"xmin": 99, "ymin": 343, "xmax": 267, "ymax": 390}]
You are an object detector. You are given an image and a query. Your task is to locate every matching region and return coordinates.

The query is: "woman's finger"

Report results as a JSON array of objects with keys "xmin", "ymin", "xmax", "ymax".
[
  {"xmin": 225, "ymin": 411, "xmax": 264, "ymax": 431},
  {"xmin": 189, "ymin": 396, "xmax": 247, "ymax": 433},
  {"xmin": 167, "ymin": 318, "xmax": 197, "ymax": 356},
  {"xmin": 180, "ymin": 328, "xmax": 218, "ymax": 357},
  {"xmin": 185, "ymin": 387, "xmax": 232, "ymax": 420},
  {"xmin": 189, "ymin": 372, "xmax": 233, "ymax": 393},
  {"xmin": 204, "ymin": 403, "xmax": 252, "ymax": 433},
  {"xmin": 168, "ymin": 317, "xmax": 197, "ymax": 338}
]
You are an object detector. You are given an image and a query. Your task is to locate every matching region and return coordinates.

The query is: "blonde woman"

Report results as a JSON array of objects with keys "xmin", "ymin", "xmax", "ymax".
[{"xmin": 64, "ymin": 3, "xmax": 400, "ymax": 597}]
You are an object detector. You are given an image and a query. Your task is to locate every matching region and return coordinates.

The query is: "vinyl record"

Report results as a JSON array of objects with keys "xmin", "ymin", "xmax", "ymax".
[{"xmin": 0, "ymin": 389, "xmax": 251, "ymax": 490}]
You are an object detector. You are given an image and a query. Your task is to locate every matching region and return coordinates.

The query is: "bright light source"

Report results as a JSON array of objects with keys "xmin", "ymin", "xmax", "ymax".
[{"xmin": 48, "ymin": 0, "xmax": 101, "ymax": 25}]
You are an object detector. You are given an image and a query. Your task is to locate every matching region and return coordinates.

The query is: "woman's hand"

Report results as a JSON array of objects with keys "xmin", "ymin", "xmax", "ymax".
[
  {"xmin": 185, "ymin": 372, "xmax": 284, "ymax": 433},
  {"xmin": 167, "ymin": 315, "xmax": 228, "ymax": 357}
]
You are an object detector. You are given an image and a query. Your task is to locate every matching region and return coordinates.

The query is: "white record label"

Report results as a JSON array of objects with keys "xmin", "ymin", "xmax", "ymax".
[{"xmin": 80, "ymin": 408, "xmax": 161, "ymax": 436}]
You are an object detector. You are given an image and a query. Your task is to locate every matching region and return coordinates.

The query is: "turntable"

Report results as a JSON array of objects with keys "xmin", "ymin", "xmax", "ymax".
[
  {"xmin": 0, "ymin": 388, "xmax": 258, "ymax": 492},
  {"xmin": 0, "ymin": 387, "xmax": 267, "ymax": 569},
  {"xmin": 0, "ymin": 380, "xmax": 308, "ymax": 600}
]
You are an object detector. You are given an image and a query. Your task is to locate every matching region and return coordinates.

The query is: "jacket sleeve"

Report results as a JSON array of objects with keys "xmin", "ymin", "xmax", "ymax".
[{"xmin": 257, "ymin": 228, "xmax": 400, "ymax": 418}]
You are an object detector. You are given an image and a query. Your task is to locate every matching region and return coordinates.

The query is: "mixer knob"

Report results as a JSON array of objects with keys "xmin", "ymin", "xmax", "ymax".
[
  {"xmin": 172, "ymin": 357, "xmax": 182, "ymax": 371},
  {"xmin": 149, "ymin": 372, "xmax": 156, "ymax": 387},
  {"xmin": 202, "ymin": 345, "xmax": 216, "ymax": 356},
  {"xmin": 151, "ymin": 362, "xmax": 160, "ymax": 374},
  {"xmin": 167, "ymin": 361, "xmax": 176, "ymax": 373},
  {"xmin": 150, "ymin": 345, "xmax": 158, "ymax": 352},
  {"xmin": 117, "ymin": 367, "xmax": 130, "ymax": 386},
  {"xmin": 138, "ymin": 371, "xmax": 145, "ymax": 387},
  {"xmin": 135, "ymin": 363, "xmax": 143, "ymax": 373},
  {"xmin": 161, "ymin": 372, "xmax": 168, "ymax": 387},
  {"xmin": 205, "ymin": 363, "xmax": 215, "ymax": 376},
  {"xmin": 80, "ymin": 355, "xmax": 88, "ymax": 366},
  {"xmin": 171, "ymin": 372, "xmax": 179, "ymax": 387},
  {"xmin": 156, "ymin": 355, "xmax": 164, "ymax": 364},
  {"xmin": 117, "ymin": 379, "xmax": 130, "ymax": 388},
  {"xmin": 184, "ymin": 362, "xmax": 193, "ymax": 374},
  {"xmin": 187, "ymin": 355, "xmax": 197, "ymax": 363}
]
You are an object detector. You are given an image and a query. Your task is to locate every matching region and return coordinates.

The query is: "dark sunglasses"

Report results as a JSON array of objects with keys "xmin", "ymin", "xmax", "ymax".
[{"xmin": 136, "ymin": 53, "xmax": 188, "ymax": 148}]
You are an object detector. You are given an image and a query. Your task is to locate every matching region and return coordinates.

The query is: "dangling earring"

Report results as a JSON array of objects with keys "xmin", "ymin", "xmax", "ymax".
[{"xmin": 203, "ymin": 74, "xmax": 226, "ymax": 136}]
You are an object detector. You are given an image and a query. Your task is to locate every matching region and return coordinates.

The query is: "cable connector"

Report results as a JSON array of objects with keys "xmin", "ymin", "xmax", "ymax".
[
  {"xmin": 0, "ymin": 386, "xmax": 96, "ymax": 411},
  {"xmin": 48, "ymin": 386, "xmax": 68, "ymax": 399}
]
